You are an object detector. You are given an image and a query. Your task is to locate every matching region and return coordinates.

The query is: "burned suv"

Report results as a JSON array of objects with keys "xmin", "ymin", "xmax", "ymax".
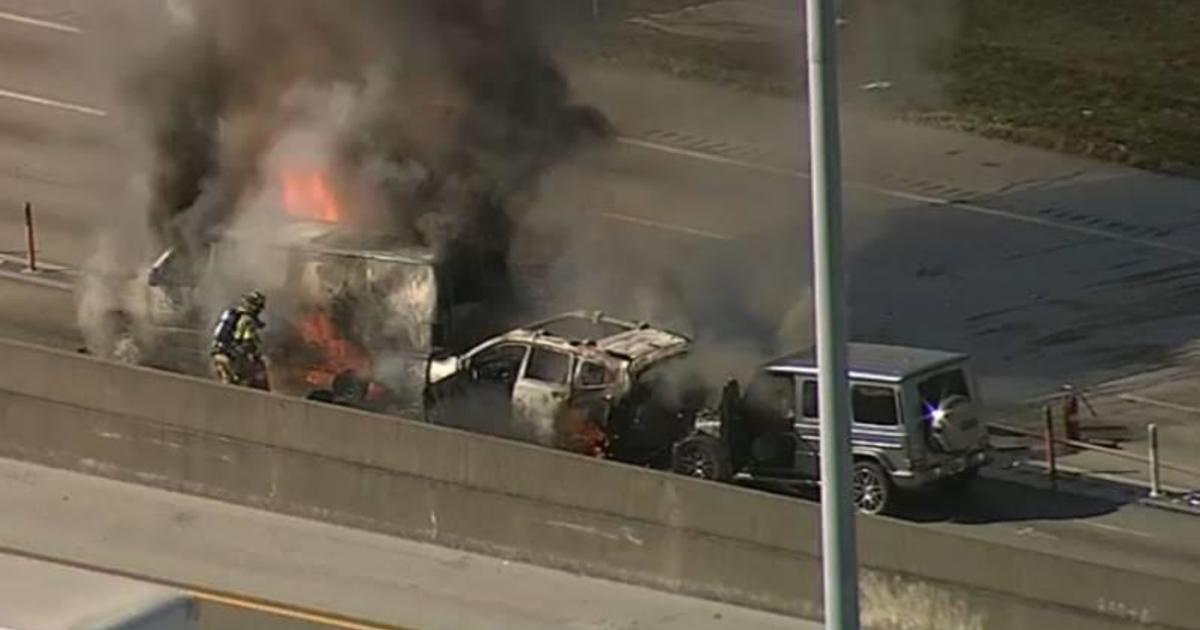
[
  {"xmin": 426, "ymin": 312, "xmax": 702, "ymax": 465},
  {"xmin": 671, "ymin": 343, "xmax": 992, "ymax": 515}
]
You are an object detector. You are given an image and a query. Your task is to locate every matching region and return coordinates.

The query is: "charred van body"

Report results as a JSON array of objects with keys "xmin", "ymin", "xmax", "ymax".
[{"xmin": 140, "ymin": 220, "xmax": 513, "ymax": 409}]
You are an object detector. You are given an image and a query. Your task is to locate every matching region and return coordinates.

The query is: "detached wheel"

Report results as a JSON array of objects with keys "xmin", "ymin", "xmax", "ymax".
[
  {"xmin": 853, "ymin": 460, "xmax": 893, "ymax": 515},
  {"xmin": 672, "ymin": 436, "xmax": 731, "ymax": 482}
]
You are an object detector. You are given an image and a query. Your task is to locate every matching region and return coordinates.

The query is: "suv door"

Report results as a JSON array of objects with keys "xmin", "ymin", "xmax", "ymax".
[
  {"xmin": 795, "ymin": 379, "xmax": 821, "ymax": 478},
  {"xmin": 513, "ymin": 346, "xmax": 574, "ymax": 447},
  {"xmin": 430, "ymin": 342, "xmax": 529, "ymax": 430},
  {"xmin": 564, "ymin": 359, "xmax": 616, "ymax": 455},
  {"xmin": 849, "ymin": 383, "xmax": 905, "ymax": 463},
  {"xmin": 740, "ymin": 372, "xmax": 802, "ymax": 473},
  {"xmin": 914, "ymin": 365, "xmax": 985, "ymax": 456}
]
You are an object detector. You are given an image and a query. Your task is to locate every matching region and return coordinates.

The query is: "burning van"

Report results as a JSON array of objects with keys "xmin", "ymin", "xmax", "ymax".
[
  {"xmin": 141, "ymin": 219, "xmax": 510, "ymax": 409},
  {"xmin": 425, "ymin": 312, "xmax": 705, "ymax": 465}
]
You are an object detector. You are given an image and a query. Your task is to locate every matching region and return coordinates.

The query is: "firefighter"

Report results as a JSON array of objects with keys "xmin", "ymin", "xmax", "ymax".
[
  {"xmin": 1060, "ymin": 384, "xmax": 1095, "ymax": 442},
  {"xmin": 210, "ymin": 290, "xmax": 270, "ymax": 390}
]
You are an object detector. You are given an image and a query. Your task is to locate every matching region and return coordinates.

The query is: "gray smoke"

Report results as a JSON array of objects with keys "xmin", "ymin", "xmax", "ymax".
[{"xmin": 131, "ymin": 0, "xmax": 609, "ymax": 265}]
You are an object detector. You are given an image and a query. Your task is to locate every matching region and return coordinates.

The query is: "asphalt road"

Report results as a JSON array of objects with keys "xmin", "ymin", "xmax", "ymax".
[
  {"xmin": 2, "ymin": 0, "xmax": 1200, "ymax": 622},
  {"xmin": 6, "ymin": 1, "xmax": 1200, "ymax": 403},
  {"xmin": 0, "ymin": 456, "xmax": 814, "ymax": 630}
]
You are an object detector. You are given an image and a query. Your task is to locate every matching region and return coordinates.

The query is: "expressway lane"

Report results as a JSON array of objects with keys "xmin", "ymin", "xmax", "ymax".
[
  {"xmin": 0, "ymin": 456, "xmax": 813, "ymax": 630},
  {"xmin": 7, "ymin": 1, "xmax": 1200, "ymax": 403}
]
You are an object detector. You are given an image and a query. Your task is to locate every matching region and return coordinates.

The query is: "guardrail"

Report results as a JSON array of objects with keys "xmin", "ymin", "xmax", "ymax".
[{"xmin": 989, "ymin": 415, "xmax": 1200, "ymax": 495}]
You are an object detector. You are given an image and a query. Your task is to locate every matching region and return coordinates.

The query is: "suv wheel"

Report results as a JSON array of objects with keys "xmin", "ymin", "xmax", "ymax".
[
  {"xmin": 672, "ymin": 435, "xmax": 731, "ymax": 481},
  {"xmin": 853, "ymin": 460, "xmax": 893, "ymax": 515}
]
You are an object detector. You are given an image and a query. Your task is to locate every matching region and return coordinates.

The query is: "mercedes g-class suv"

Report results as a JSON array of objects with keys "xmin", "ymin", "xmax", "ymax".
[{"xmin": 671, "ymin": 343, "xmax": 992, "ymax": 514}]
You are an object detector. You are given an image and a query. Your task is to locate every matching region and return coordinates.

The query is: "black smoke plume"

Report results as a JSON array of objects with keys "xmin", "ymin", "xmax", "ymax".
[{"xmin": 131, "ymin": 0, "xmax": 609, "ymax": 265}]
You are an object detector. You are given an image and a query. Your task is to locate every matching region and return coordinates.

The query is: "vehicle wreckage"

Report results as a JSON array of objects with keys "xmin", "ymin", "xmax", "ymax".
[
  {"xmin": 121, "ymin": 220, "xmax": 706, "ymax": 465},
  {"xmin": 135, "ymin": 218, "xmax": 511, "ymax": 410},
  {"xmin": 425, "ymin": 311, "xmax": 705, "ymax": 465}
]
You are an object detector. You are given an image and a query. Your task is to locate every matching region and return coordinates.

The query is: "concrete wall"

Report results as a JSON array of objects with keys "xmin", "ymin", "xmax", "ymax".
[{"xmin": 0, "ymin": 339, "xmax": 1194, "ymax": 629}]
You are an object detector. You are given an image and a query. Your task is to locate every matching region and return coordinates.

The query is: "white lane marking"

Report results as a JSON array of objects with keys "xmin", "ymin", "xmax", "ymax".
[
  {"xmin": 1082, "ymin": 521, "xmax": 1155, "ymax": 539},
  {"xmin": 617, "ymin": 136, "xmax": 1200, "ymax": 258},
  {"xmin": 0, "ymin": 254, "xmax": 76, "ymax": 292},
  {"xmin": 0, "ymin": 269, "xmax": 72, "ymax": 292},
  {"xmin": 617, "ymin": 136, "xmax": 796, "ymax": 177},
  {"xmin": 0, "ymin": 253, "xmax": 72, "ymax": 274},
  {"xmin": 0, "ymin": 9, "xmax": 81, "ymax": 34},
  {"xmin": 0, "ymin": 87, "xmax": 107, "ymax": 117},
  {"xmin": 601, "ymin": 211, "xmax": 732, "ymax": 241},
  {"xmin": 546, "ymin": 520, "xmax": 622, "ymax": 542},
  {"xmin": 1118, "ymin": 393, "xmax": 1200, "ymax": 416},
  {"xmin": 1013, "ymin": 526, "xmax": 1058, "ymax": 541}
]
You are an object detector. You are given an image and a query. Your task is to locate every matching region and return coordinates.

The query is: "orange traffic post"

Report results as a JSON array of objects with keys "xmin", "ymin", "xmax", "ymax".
[
  {"xmin": 1148, "ymin": 424, "xmax": 1162, "ymax": 498},
  {"xmin": 24, "ymin": 202, "xmax": 36, "ymax": 272},
  {"xmin": 1044, "ymin": 405, "xmax": 1057, "ymax": 487}
]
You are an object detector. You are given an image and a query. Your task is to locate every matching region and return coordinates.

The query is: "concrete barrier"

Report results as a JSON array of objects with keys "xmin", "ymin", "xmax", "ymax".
[{"xmin": 0, "ymin": 339, "xmax": 1195, "ymax": 629}]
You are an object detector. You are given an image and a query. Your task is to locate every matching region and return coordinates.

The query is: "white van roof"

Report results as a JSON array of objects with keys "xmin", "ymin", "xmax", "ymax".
[
  {"xmin": 0, "ymin": 554, "xmax": 193, "ymax": 630},
  {"xmin": 225, "ymin": 220, "xmax": 438, "ymax": 265}
]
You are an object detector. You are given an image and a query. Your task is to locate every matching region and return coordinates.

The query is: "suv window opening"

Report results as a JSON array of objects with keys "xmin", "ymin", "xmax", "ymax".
[
  {"xmin": 801, "ymin": 379, "xmax": 818, "ymax": 419},
  {"xmin": 799, "ymin": 380, "xmax": 900, "ymax": 427},
  {"xmin": 852, "ymin": 385, "xmax": 900, "ymax": 426},
  {"xmin": 525, "ymin": 347, "xmax": 573, "ymax": 385},
  {"xmin": 576, "ymin": 360, "xmax": 610, "ymax": 388},
  {"xmin": 473, "ymin": 343, "xmax": 529, "ymax": 386}
]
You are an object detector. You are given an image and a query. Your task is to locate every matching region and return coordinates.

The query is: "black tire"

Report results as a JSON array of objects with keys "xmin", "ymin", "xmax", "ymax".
[
  {"xmin": 672, "ymin": 435, "xmax": 732, "ymax": 482},
  {"xmin": 853, "ymin": 460, "xmax": 894, "ymax": 515}
]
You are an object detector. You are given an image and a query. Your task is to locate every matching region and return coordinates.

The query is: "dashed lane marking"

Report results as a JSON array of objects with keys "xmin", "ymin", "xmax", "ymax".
[
  {"xmin": 601, "ymin": 211, "xmax": 732, "ymax": 241},
  {"xmin": 617, "ymin": 136, "xmax": 1200, "ymax": 258},
  {"xmin": 0, "ymin": 10, "xmax": 81, "ymax": 34},
  {"xmin": 1118, "ymin": 393, "xmax": 1200, "ymax": 416},
  {"xmin": 1082, "ymin": 521, "xmax": 1155, "ymax": 540},
  {"xmin": 0, "ymin": 268, "xmax": 72, "ymax": 291},
  {"xmin": 0, "ymin": 87, "xmax": 107, "ymax": 117},
  {"xmin": 0, "ymin": 253, "xmax": 77, "ymax": 292}
]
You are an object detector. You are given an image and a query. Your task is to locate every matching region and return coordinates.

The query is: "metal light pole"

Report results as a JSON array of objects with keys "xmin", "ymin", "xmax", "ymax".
[{"xmin": 805, "ymin": 0, "xmax": 861, "ymax": 627}]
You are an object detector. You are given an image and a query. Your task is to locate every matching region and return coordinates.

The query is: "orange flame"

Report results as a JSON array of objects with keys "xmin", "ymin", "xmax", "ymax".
[
  {"xmin": 296, "ymin": 311, "xmax": 370, "ymax": 388},
  {"xmin": 282, "ymin": 170, "xmax": 342, "ymax": 223},
  {"xmin": 562, "ymin": 408, "xmax": 610, "ymax": 458}
]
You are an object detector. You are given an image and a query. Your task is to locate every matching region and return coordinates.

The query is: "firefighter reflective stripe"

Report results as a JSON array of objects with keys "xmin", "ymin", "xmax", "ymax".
[{"xmin": 233, "ymin": 313, "xmax": 259, "ymax": 344}]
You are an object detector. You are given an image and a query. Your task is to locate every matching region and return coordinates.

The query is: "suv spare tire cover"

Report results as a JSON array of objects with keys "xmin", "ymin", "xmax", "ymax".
[{"xmin": 929, "ymin": 394, "xmax": 978, "ymax": 453}]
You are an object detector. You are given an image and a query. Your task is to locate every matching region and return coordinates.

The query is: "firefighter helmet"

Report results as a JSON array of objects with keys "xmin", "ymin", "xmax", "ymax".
[{"xmin": 241, "ymin": 290, "xmax": 266, "ymax": 314}]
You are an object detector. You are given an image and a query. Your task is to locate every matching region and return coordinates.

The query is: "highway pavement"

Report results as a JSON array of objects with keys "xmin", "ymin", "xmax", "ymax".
[{"xmin": 5, "ymin": 1, "xmax": 1200, "ymax": 403}]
